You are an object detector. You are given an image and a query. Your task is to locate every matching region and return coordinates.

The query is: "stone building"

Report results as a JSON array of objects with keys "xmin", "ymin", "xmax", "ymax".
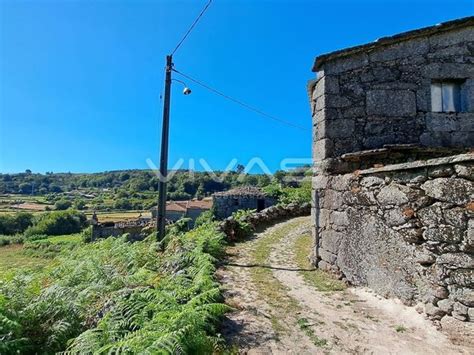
[
  {"xmin": 213, "ymin": 186, "xmax": 276, "ymax": 219},
  {"xmin": 150, "ymin": 198, "xmax": 212, "ymax": 226},
  {"xmin": 309, "ymin": 17, "xmax": 474, "ymax": 322}
]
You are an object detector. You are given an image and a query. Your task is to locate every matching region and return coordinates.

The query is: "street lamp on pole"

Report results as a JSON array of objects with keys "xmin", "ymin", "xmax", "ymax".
[{"xmin": 156, "ymin": 56, "xmax": 191, "ymax": 241}]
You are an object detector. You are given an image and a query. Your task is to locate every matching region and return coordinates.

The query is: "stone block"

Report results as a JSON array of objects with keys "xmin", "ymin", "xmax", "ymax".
[
  {"xmin": 319, "ymin": 118, "xmax": 355, "ymax": 139},
  {"xmin": 443, "ymin": 208, "xmax": 467, "ymax": 229},
  {"xmin": 423, "ymin": 226, "xmax": 464, "ymax": 244},
  {"xmin": 422, "ymin": 63, "xmax": 474, "ymax": 79},
  {"xmin": 370, "ymin": 37, "xmax": 429, "ymax": 62},
  {"xmin": 323, "ymin": 52, "xmax": 369, "ymax": 74},
  {"xmin": 320, "ymin": 230, "xmax": 344, "ymax": 254},
  {"xmin": 319, "ymin": 248, "xmax": 337, "ymax": 264},
  {"xmin": 429, "ymin": 27, "xmax": 474, "ymax": 48},
  {"xmin": 313, "ymin": 108, "xmax": 340, "ymax": 124},
  {"xmin": 331, "ymin": 210, "xmax": 349, "ymax": 227},
  {"xmin": 360, "ymin": 176, "xmax": 385, "ymax": 187},
  {"xmin": 376, "ymin": 183, "xmax": 411, "ymax": 205},
  {"xmin": 427, "ymin": 165, "xmax": 454, "ymax": 178},
  {"xmin": 449, "ymin": 269, "xmax": 474, "ymax": 288},
  {"xmin": 312, "ymin": 174, "xmax": 329, "ymax": 190},
  {"xmin": 321, "ymin": 189, "xmax": 344, "ymax": 210},
  {"xmin": 425, "ymin": 303, "xmax": 446, "ymax": 319},
  {"xmin": 313, "ymin": 138, "xmax": 334, "ymax": 161},
  {"xmin": 331, "ymin": 174, "xmax": 354, "ymax": 191},
  {"xmin": 437, "ymin": 253, "xmax": 474, "ymax": 269},
  {"xmin": 426, "ymin": 113, "xmax": 459, "ymax": 132},
  {"xmin": 421, "ymin": 178, "xmax": 474, "ymax": 205},
  {"xmin": 449, "ymin": 286, "xmax": 474, "ymax": 307},
  {"xmin": 454, "ymin": 164, "xmax": 474, "ymax": 180},
  {"xmin": 384, "ymin": 208, "xmax": 409, "ymax": 227},
  {"xmin": 366, "ymin": 90, "xmax": 416, "ymax": 117},
  {"xmin": 453, "ymin": 302, "xmax": 469, "ymax": 318},
  {"xmin": 418, "ymin": 204, "xmax": 444, "ymax": 227},
  {"xmin": 341, "ymin": 106, "xmax": 366, "ymax": 118},
  {"xmin": 313, "ymin": 75, "xmax": 340, "ymax": 99},
  {"xmin": 438, "ymin": 298, "xmax": 454, "ymax": 314}
]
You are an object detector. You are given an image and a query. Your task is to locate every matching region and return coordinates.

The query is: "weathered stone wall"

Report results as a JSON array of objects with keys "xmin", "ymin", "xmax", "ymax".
[
  {"xmin": 313, "ymin": 153, "xmax": 474, "ymax": 322},
  {"xmin": 213, "ymin": 195, "xmax": 276, "ymax": 219},
  {"xmin": 220, "ymin": 202, "xmax": 310, "ymax": 240},
  {"xmin": 310, "ymin": 24, "xmax": 474, "ymax": 167}
]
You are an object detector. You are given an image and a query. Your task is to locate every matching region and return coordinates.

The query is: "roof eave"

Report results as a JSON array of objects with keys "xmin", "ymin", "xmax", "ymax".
[{"xmin": 312, "ymin": 16, "xmax": 474, "ymax": 72}]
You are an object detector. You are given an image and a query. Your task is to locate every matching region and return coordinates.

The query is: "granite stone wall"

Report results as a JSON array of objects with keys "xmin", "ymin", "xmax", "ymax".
[
  {"xmin": 313, "ymin": 153, "xmax": 474, "ymax": 322},
  {"xmin": 310, "ymin": 25, "xmax": 474, "ymax": 167}
]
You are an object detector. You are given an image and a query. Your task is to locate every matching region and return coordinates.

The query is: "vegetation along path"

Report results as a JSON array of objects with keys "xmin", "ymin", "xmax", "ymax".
[{"xmin": 218, "ymin": 216, "xmax": 473, "ymax": 354}]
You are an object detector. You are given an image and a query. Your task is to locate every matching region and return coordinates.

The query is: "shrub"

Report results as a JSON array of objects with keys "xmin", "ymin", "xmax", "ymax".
[
  {"xmin": 24, "ymin": 210, "xmax": 87, "ymax": 237},
  {"xmin": 280, "ymin": 182, "xmax": 311, "ymax": 205},
  {"xmin": 232, "ymin": 209, "xmax": 255, "ymax": 239},
  {"xmin": 0, "ymin": 213, "xmax": 34, "ymax": 235},
  {"xmin": 194, "ymin": 210, "xmax": 215, "ymax": 227},
  {"xmin": 54, "ymin": 199, "xmax": 72, "ymax": 210},
  {"xmin": 0, "ymin": 234, "xmax": 24, "ymax": 246}
]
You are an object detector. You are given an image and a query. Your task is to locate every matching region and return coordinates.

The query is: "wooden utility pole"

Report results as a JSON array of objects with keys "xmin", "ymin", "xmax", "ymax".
[{"xmin": 157, "ymin": 55, "xmax": 173, "ymax": 240}]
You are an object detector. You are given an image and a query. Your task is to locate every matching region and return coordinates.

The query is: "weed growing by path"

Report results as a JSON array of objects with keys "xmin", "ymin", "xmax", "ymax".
[
  {"xmin": 395, "ymin": 325, "xmax": 407, "ymax": 333},
  {"xmin": 297, "ymin": 318, "xmax": 328, "ymax": 347}
]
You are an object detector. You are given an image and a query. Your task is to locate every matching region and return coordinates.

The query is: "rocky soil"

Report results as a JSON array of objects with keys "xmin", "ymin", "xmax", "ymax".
[{"xmin": 218, "ymin": 216, "xmax": 474, "ymax": 354}]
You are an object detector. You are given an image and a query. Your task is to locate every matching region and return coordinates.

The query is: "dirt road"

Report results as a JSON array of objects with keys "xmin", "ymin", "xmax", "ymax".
[{"xmin": 218, "ymin": 216, "xmax": 473, "ymax": 354}]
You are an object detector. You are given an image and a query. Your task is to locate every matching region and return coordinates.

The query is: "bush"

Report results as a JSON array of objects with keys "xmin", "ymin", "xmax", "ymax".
[
  {"xmin": 0, "ymin": 234, "xmax": 24, "ymax": 246},
  {"xmin": 280, "ymin": 182, "xmax": 311, "ymax": 205},
  {"xmin": 54, "ymin": 199, "xmax": 72, "ymax": 210},
  {"xmin": 194, "ymin": 210, "xmax": 215, "ymax": 227},
  {"xmin": 0, "ymin": 213, "xmax": 34, "ymax": 235},
  {"xmin": 80, "ymin": 225, "xmax": 93, "ymax": 243},
  {"xmin": 232, "ymin": 209, "xmax": 255, "ymax": 239},
  {"xmin": 24, "ymin": 210, "xmax": 87, "ymax": 237}
]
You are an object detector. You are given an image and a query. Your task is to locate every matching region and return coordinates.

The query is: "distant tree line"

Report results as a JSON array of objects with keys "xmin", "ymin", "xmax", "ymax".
[{"xmin": 0, "ymin": 167, "xmax": 311, "ymax": 201}]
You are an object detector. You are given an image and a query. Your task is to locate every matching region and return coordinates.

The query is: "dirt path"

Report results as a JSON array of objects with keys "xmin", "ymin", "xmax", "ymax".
[{"xmin": 218, "ymin": 216, "xmax": 473, "ymax": 354}]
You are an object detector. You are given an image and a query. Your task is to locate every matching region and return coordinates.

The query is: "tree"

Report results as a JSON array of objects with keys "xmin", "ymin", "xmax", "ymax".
[
  {"xmin": 55, "ymin": 199, "xmax": 72, "ymax": 210},
  {"xmin": 25, "ymin": 169, "xmax": 32, "ymax": 174},
  {"xmin": 19, "ymin": 183, "xmax": 33, "ymax": 194},
  {"xmin": 74, "ymin": 199, "xmax": 86, "ymax": 210}
]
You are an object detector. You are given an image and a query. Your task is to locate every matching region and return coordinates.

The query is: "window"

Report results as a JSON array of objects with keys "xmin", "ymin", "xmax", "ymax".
[{"xmin": 431, "ymin": 80, "xmax": 465, "ymax": 113}]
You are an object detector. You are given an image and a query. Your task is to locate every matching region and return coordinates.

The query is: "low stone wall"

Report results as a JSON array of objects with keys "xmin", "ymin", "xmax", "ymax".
[
  {"xmin": 313, "ymin": 153, "xmax": 473, "ymax": 322},
  {"xmin": 220, "ymin": 202, "xmax": 311, "ymax": 240}
]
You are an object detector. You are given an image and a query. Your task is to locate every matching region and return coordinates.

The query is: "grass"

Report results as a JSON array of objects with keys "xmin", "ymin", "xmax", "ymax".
[
  {"xmin": 35, "ymin": 233, "xmax": 83, "ymax": 244},
  {"xmin": 297, "ymin": 318, "xmax": 328, "ymax": 347},
  {"xmin": 0, "ymin": 244, "xmax": 50, "ymax": 278},
  {"xmin": 293, "ymin": 233, "xmax": 346, "ymax": 292},
  {"xmin": 395, "ymin": 325, "xmax": 407, "ymax": 333},
  {"xmin": 0, "ymin": 233, "xmax": 84, "ymax": 278},
  {"xmin": 247, "ymin": 220, "xmax": 306, "ymax": 336}
]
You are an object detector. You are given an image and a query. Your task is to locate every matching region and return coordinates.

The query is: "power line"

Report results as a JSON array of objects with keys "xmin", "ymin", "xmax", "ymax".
[
  {"xmin": 172, "ymin": 68, "xmax": 310, "ymax": 132},
  {"xmin": 171, "ymin": 0, "xmax": 213, "ymax": 56}
]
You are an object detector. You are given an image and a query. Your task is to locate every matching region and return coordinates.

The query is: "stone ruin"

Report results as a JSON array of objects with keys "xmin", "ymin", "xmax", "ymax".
[
  {"xmin": 213, "ymin": 186, "xmax": 276, "ymax": 219},
  {"xmin": 309, "ymin": 17, "xmax": 474, "ymax": 322}
]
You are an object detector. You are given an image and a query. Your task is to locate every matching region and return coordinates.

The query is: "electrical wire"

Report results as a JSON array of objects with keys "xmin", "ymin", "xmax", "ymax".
[
  {"xmin": 171, "ymin": 0, "xmax": 213, "ymax": 56},
  {"xmin": 172, "ymin": 68, "xmax": 310, "ymax": 132}
]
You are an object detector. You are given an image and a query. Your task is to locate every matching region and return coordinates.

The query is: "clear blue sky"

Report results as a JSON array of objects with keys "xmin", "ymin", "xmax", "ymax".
[{"xmin": 1, "ymin": 0, "xmax": 472, "ymax": 174}]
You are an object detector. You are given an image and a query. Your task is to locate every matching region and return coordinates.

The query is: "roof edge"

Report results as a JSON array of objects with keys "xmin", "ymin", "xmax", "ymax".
[{"xmin": 312, "ymin": 16, "xmax": 474, "ymax": 72}]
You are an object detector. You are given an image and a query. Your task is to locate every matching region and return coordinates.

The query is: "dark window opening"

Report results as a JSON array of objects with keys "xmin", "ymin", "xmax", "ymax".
[{"xmin": 257, "ymin": 199, "xmax": 265, "ymax": 212}]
